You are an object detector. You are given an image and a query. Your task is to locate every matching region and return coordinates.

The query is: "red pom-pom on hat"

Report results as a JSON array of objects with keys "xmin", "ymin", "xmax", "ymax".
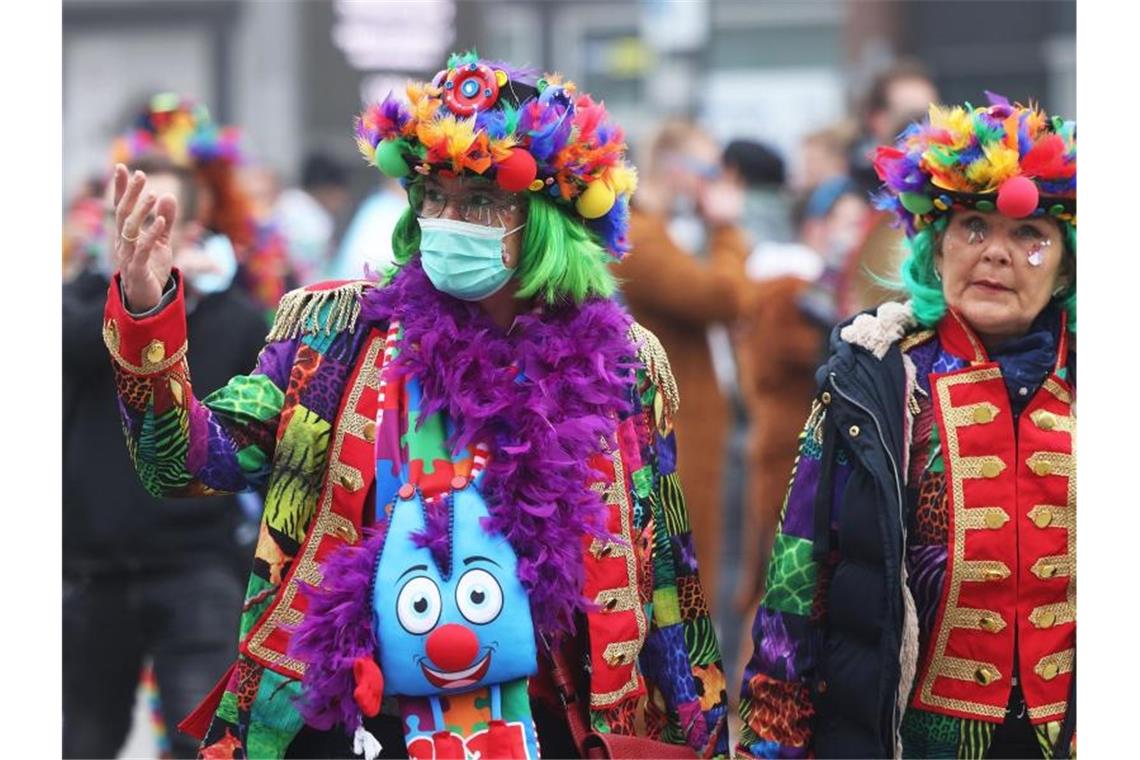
[
  {"xmin": 495, "ymin": 149, "xmax": 538, "ymax": 192},
  {"xmin": 996, "ymin": 176, "xmax": 1039, "ymax": 219}
]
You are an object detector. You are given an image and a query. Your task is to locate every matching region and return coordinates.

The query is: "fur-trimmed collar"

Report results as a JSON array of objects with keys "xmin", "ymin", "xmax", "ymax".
[{"xmin": 839, "ymin": 301, "xmax": 917, "ymax": 360}]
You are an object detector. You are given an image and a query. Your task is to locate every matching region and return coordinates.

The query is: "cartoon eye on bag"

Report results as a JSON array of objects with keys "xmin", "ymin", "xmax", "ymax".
[
  {"xmin": 455, "ymin": 568, "xmax": 503, "ymax": 624},
  {"xmin": 396, "ymin": 576, "xmax": 442, "ymax": 634}
]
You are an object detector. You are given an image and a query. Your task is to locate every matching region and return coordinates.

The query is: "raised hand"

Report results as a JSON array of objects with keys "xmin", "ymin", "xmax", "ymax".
[{"xmin": 110, "ymin": 163, "xmax": 179, "ymax": 312}]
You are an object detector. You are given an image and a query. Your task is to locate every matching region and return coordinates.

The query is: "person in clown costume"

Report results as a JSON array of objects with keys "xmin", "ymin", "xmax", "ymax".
[
  {"xmin": 103, "ymin": 52, "xmax": 728, "ymax": 758},
  {"xmin": 736, "ymin": 93, "xmax": 1076, "ymax": 759}
]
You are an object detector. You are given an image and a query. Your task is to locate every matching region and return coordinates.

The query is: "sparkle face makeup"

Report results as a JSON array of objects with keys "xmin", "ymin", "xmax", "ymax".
[{"xmin": 936, "ymin": 210, "xmax": 1068, "ymax": 348}]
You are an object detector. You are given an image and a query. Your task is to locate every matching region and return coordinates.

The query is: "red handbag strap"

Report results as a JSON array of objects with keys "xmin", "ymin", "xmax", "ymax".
[
  {"xmin": 543, "ymin": 636, "xmax": 711, "ymax": 759},
  {"xmin": 545, "ymin": 637, "xmax": 607, "ymax": 758}
]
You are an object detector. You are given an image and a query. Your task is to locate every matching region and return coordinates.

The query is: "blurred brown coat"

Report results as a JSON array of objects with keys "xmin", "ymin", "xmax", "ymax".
[
  {"xmin": 734, "ymin": 276, "xmax": 826, "ymax": 608},
  {"xmin": 613, "ymin": 208, "xmax": 750, "ymax": 611}
]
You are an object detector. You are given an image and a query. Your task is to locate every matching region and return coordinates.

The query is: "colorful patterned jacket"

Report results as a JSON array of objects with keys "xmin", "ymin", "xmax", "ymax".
[
  {"xmin": 737, "ymin": 302, "xmax": 1075, "ymax": 759},
  {"xmin": 102, "ymin": 271, "xmax": 729, "ymax": 758}
]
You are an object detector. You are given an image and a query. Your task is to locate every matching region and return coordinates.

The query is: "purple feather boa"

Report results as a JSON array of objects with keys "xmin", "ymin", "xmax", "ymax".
[
  {"xmin": 363, "ymin": 262, "xmax": 636, "ymax": 637},
  {"xmin": 291, "ymin": 527, "xmax": 386, "ymax": 732}
]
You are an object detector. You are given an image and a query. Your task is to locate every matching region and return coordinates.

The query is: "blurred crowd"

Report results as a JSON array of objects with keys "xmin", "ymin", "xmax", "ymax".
[{"xmin": 62, "ymin": 59, "xmax": 940, "ymax": 757}]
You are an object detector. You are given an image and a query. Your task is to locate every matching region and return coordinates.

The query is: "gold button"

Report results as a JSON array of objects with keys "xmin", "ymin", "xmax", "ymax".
[
  {"xmin": 1032, "ymin": 509, "xmax": 1053, "ymax": 528},
  {"xmin": 984, "ymin": 511, "xmax": 1006, "ymax": 529},
  {"xmin": 1036, "ymin": 563, "xmax": 1058, "ymax": 579},
  {"xmin": 144, "ymin": 339, "xmax": 166, "ymax": 364},
  {"xmin": 169, "ymin": 378, "xmax": 184, "ymax": 405},
  {"xmin": 981, "ymin": 460, "xmax": 1002, "ymax": 478},
  {"xmin": 1035, "ymin": 610, "xmax": 1057, "ymax": 628},
  {"xmin": 1041, "ymin": 662, "xmax": 1059, "ymax": 680},
  {"xmin": 338, "ymin": 472, "xmax": 360, "ymax": 492},
  {"xmin": 821, "ymin": 391, "xmax": 832, "ymax": 405},
  {"xmin": 983, "ymin": 568, "xmax": 1007, "ymax": 582},
  {"xmin": 974, "ymin": 667, "xmax": 997, "ymax": 686},
  {"xmin": 973, "ymin": 406, "xmax": 994, "ymax": 424},
  {"xmin": 1031, "ymin": 460, "xmax": 1053, "ymax": 477},
  {"xmin": 336, "ymin": 523, "xmax": 358, "ymax": 542},
  {"xmin": 848, "ymin": 425, "xmax": 860, "ymax": 438},
  {"xmin": 1035, "ymin": 411, "xmax": 1057, "ymax": 430},
  {"xmin": 979, "ymin": 615, "xmax": 1001, "ymax": 632},
  {"xmin": 363, "ymin": 420, "xmax": 376, "ymax": 443}
]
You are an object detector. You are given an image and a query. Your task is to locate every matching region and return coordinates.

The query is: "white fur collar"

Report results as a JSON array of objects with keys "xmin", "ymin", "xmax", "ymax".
[{"xmin": 839, "ymin": 301, "xmax": 916, "ymax": 360}]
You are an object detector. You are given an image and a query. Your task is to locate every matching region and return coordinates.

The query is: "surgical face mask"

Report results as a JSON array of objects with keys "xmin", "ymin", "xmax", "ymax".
[
  {"xmin": 188, "ymin": 233, "xmax": 238, "ymax": 295},
  {"xmin": 417, "ymin": 217, "xmax": 525, "ymax": 301}
]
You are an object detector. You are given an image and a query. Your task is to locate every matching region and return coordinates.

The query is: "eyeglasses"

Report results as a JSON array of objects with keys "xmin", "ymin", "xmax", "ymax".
[{"xmin": 411, "ymin": 181, "xmax": 523, "ymax": 227}]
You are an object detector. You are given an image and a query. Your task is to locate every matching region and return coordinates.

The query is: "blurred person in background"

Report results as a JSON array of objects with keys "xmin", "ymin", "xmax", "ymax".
[
  {"xmin": 113, "ymin": 93, "xmax": 296, "ymax": 324},
  {"xmin": 794, "ymin": 122, "xmax": 855, "ymax": 196},
  {"xmin": 613, "ymin": 119, "xmax": 752, "ymax": 616},
  {"xmin": 102, "ymin": 52, "xmax": 727, "ymax": 759},
  {"xmin": 242, "ymin": 163, "xmax": 282, "ymax": 226},
  {"xmin": 797, "ymin": 176, "xmax": 874, "ymax": 327},
  {"xmin": 722, "ymin": 138, "xmax": 795, "ymax": 248},
  {"xmin": 62, "ymin": 174, "xmax": 107, "ymax": 282},
  {"xmin": 846, "ymin": 60, "xmax": 941, "ymax": 314},
  {"xmin": 63, "ymin": 153, "xmax": 267, "ymax": 759},
  {"xmin": 849, "ymin": 58, "xmax": 940, "ymax": 196},
  {"xmin": 274, "ymin": 151, "xmax": 352, "ymax": 284},
  {"xmin": 326, "ymin": 175, "xmax": 406, "ymax": 281},
  {"xmin": 738, "ymin": 95, "xmax": 1076, "ymax": 759}
]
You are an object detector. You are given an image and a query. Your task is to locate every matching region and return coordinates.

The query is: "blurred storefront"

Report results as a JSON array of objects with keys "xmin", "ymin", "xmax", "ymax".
[{"xmin": 64, "ymin": 0, "xmax": 1074, "ymax": 200}]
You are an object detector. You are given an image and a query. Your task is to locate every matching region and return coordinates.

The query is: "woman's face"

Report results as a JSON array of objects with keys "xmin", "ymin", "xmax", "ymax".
[
  {"xmin": 417, "ymin": 174, "xmax": 527, "ymax": 268},
  {"xmin": 937, "ymin": 210, "xmax": 1069, "ymax": 347}
]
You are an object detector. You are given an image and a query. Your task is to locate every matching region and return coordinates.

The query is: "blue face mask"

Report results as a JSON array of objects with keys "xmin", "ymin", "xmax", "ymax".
[
  {"xmin": 418, "ymin": 217, "xmax": 525, "ymax": 301},
  {"xmin": 188, "ymin": 234, "xmax": 238, "ymax": 295}
]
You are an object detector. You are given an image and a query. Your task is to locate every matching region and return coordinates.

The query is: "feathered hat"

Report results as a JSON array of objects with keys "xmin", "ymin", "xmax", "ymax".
[
  {"xmin": 873, "ymin": 92, "xmax": 1075, "ymax": 237},
  {"xmin": 111, "ymin": 92, "xmax": 242, "ymax": 168},
  {"xmin": 354, "ymin": 51, "xmax": 638, "ymax": 258}
]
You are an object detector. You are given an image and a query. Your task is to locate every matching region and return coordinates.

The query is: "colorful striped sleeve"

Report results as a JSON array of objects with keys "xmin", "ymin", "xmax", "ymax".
[
  {"xmin": 103, "ymin": 273, "xmax": 291, "ymax": 498},
  {"xmin": 737, "ymin": 401, "xmax": 851, "ymax": 758}
]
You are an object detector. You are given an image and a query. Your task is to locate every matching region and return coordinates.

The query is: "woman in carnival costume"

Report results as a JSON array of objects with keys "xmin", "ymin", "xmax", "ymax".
[
  {"xmin": 736, "ymin": 93, "xmax": 1076, "ymax": 759},
  {"xmin": 104, "ymin": 52, "xmax": 728, "ymax": 758},
  {"xmin": 113, "ymin": 93, "xmax": 294, "ymax": 322}
]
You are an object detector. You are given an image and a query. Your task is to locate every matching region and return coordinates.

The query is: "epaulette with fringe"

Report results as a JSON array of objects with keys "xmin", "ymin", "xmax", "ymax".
[
  {"xmin": 628, "ymin": 322, "xmax": 679, "ymax": 416},
  {"xmin": 266, "ymin": 280, "xmax": 377, "ymax": 343}
]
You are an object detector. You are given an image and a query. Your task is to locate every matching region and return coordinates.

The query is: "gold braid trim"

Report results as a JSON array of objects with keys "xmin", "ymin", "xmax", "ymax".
[
  {"xmin": 265, "ymin": 281, "xmax": 376, "ymax": 342},
  {"xmin": 628, "ymin": 322, "xmax": 679, "ymax": 416}
]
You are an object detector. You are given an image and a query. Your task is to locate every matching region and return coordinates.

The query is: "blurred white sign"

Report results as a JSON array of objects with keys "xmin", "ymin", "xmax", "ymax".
[
  {"xmin": 333, "ymin": 0, "xmax": 455, "ymax": 72},
  {"xmin": 640, "ymin": 0, "xmax": 709, "ymax": 52}
]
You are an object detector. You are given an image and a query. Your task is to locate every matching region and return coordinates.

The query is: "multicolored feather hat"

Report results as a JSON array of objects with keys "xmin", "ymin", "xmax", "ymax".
[
  {"xmin": 111, "ymin": 92, "xmax": 242, "ymax": 168},
  {"xmin": 873, "ymin": 92, "xmax": 1076, "ymax": 237},
  {"xmin": 354, "ymin": 51, "xmax": 638, "ymax": 258}
]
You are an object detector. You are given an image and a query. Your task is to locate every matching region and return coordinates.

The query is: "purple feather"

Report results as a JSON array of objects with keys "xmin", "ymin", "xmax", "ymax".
[
  {"xmin": 985, "ymin": 90, "xmax": 1011, "ymax": 107},
  {"xmin": 360, "ymin": 262, "xmax": 637, "ymax": 639},
  {"xmin": 291, "ymin": 527, "xmax": 386, "ymax": 732}
]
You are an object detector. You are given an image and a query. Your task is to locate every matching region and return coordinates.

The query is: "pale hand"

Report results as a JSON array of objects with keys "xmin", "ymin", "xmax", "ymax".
[
  {"xmin": 698, "ymin": 179, "xmax": 745, "ymax": 228},
  {"xmin": 110, "ymin": 163, "xmax": 179, "ymax": 312}
]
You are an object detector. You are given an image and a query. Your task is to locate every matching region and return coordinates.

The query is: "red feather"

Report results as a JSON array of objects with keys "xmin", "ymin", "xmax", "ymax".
[{"xmin": 1020, "ymin": 134, "xmax": 1066, "ymax": 179}]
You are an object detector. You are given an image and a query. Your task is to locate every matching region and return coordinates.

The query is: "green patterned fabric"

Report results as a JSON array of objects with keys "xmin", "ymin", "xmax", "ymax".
[{"xmin": 761, "ymin": 533, "xmax": 818, "ymax": 617}]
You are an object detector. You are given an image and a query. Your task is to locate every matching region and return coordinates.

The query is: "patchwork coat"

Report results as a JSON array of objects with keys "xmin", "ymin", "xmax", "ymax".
[{"xmin": 102, "ymin": 272, "xmax": 729, "ymax": 758}]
